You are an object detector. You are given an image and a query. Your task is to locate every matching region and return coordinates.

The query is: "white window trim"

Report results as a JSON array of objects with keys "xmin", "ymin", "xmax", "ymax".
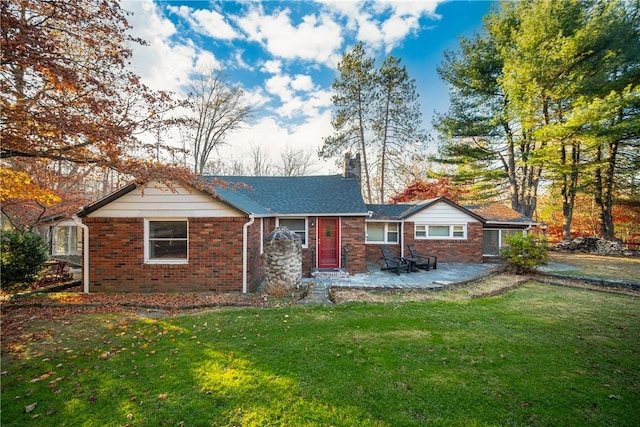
[
  {"xmin": 365, "ymin": 221, "xmax": 400, "ymax": 244},
  {"xmin": 276, "ymin": 217, "xmax": 308, "ymax": 248},
  {"xmin": 144, "ymin": 219, "xmax": 189, "ymax": 264},
  {"xmin": 415, "ymin": 224, "xmax": 467, "ymax": 240}
]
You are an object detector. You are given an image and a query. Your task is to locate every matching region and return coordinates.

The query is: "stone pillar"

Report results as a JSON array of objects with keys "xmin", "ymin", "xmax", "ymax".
[{"xmin": 264, "ymin": 227, "xmax": 302, "ymax": 296}]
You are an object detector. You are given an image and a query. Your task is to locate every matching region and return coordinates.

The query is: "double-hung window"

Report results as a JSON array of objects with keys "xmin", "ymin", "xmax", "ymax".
[
  {"xmin": 366, "ymin": 222, "xmax": 399, "ymax": 244},
  {"xmin": 277, "ymin": 218, "xmax": 307, "ymax": 246},
  {"xmin": 415, "ymin": 224, "xmax": 466, "ymax": 239},
  {"xmin": 145, "ymin": 219, "xmax": 188, "ymax": 263}
]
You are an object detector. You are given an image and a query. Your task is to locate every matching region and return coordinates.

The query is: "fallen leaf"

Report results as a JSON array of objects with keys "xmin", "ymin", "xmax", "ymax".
[
  {"xmin": 25, "ymin": 402, "xmax": 37, "ymax": 413},
  {"xmin": 158, "ymin": 393, "xmax": 168, "ymax": 400},
  {"xmin": 30, "ymin": 372, "xmax": 53, "ymax": 383}
]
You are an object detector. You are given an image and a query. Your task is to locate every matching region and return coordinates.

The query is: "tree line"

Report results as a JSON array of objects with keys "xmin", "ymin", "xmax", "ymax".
[{"xmin": 433, "ymin": 0, "xmax": 639, "ymax": 240}]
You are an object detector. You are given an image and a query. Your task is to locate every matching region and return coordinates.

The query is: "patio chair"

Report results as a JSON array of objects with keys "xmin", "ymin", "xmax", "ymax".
[
  {"xmin": 407, "ymin": 243, "xmax": 438, "ymax": 270},
  {"xmin": 380, "ymin": 246, "xmax": 411, "ymax": 275}
]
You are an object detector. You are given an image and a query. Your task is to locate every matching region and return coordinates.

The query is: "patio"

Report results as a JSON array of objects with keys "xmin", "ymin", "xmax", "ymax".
[{"xmin": 304, "ymin": 262, "xmax": 502, "ymax": 290}]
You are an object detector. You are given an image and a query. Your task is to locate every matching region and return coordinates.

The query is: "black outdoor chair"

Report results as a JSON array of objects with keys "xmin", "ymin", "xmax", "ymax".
[
  {"xmin": 380, "ymin": 246, "xmax": 411, "ymax": 275},
  {"xmin": 407, "ymin": 243, "xmax": 438, "ymax": 270}
]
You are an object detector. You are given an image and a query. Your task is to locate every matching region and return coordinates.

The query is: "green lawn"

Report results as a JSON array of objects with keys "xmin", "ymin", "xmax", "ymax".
[{"xmin": 2, "ymin": 282, "xmax": 639, "ymax": 426}]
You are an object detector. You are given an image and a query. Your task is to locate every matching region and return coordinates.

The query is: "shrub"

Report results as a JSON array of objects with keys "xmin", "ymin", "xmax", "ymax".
[
  {"xmin": 501, "ymin": 233, "xmax": 548, "ymax": 275},
  {"xmin": 1, "ymin": 229, "xmax": 48, "ymax": 290}
]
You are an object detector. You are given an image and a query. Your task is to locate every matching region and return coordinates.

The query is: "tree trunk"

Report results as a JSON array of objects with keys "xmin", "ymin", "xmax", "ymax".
[
  {"xmin": 378, "ymin": 92, "xmax": 391, "ymax": 204},
  {"xmin": 357, "ymin": 94, "xmax": 373, "ymax": 204},
  {"xmin": 560, "ymin": 142, "xmax": 580, "ymax": 240},
  {"xmin": 597, "ymin": 141, "xmax": 618, "ymax": 240}
]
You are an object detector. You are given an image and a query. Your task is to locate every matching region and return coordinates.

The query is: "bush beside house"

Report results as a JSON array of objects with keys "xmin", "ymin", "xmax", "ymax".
[{"xmin": 1, "ymin": 229, "xmax": 48, "ymax": 290}]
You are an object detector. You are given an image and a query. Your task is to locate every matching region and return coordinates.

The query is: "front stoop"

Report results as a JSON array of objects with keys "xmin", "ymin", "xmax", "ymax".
[{"xmin": 311, "ymin": 268, "xmax": 350, "ymax": 279}]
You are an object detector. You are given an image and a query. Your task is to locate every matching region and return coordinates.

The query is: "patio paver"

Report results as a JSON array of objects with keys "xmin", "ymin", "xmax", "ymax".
[{"xmin": 299, "ymin": 262, "xmax": 502, "ymax": 305}]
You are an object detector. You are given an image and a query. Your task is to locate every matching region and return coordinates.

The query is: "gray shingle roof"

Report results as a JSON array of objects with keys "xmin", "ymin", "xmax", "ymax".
[
  {"xmin": 366, "ymin": 198, "xmax": 452, "ymax": 220},
  {"xmin": 209, "ymin": 175, "xmax": 368, "ymax": 216},
  {"xmin": 366, "ymin": 203, "xmax": 416, "ymax": 220}
]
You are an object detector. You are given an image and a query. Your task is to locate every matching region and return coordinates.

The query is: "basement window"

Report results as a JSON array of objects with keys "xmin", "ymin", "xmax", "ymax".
[{"xmin": 144, "ymin": 219, "xmax": 188, "ymax": 263}]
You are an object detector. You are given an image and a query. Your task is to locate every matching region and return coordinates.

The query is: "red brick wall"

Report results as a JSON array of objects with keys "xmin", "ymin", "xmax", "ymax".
[
  {"xmin": 404, "ymin": 221, "xmax": 484, "ymax": 263},
  {"xmin": 246, "ymin": 219, "xmax": 264, "ymax": 293},
  {"xmin": 84, "ymin": 217, "xmax": 249, "ymax": 293},
  {"xmin": 340, "ymin": 216, "xmax": 367, "ymax": 273},
  {"xmin": 363, "ymin": 222, "xmax": 484, "ymax": 265},
  {"xmin": 365, "ymin": 243, "xmax": 402, "ymax": 269},
  {"xmin": 85, "ymin": 215, "xmax": 371, "ymax": 293}
]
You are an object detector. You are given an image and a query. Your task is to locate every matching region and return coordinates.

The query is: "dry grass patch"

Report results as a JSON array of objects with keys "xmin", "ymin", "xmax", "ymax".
[
  {"xmin": 547, "ymin": 252, "xmax": 640, "ymax": 282},
  {"xmin": 331, "ymin": 273, "xmax": 526, "ymax": 304}
]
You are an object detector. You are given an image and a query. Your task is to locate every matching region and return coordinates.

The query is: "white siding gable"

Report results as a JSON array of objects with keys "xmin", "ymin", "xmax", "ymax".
[
  {"xmin": 87, "ymin": 182, "xmax": 243, "ymax": 218},
  {"xmin": 407, "ymin": 201, "xmax": 480, "ymax": 224}
]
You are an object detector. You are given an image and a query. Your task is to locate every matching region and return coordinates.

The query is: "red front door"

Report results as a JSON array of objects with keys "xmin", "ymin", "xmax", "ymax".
[{"xmin": 318, "ymin": 217, "xmax": 339, "ymax": 268}]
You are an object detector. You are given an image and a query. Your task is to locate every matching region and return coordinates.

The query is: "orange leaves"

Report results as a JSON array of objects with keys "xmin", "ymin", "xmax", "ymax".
[
  {"xmin": 0, "ymin": 168, "xmax": 60, "ymax": 205},
  {"xmin": 391, "ymin": 177, "xmax": 468, "ymax": 203},
  {"xmin": 1, "ymin": 0, "xmax": 185, "ymax": 184}
]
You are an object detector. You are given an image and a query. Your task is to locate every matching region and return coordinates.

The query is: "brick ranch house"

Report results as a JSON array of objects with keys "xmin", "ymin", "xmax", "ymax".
[{"xmin": 75, "ymin": 162, "xmax": 535, "ymax": 293}]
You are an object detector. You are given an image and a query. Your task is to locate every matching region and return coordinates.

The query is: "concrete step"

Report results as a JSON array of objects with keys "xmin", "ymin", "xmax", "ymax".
[
  {"xmin": 298, "ymin": 281, "xmax": 334, "ymax": 306},
  {"xmin": 311, "ymin": 269, "xmax": 349, "ymax": 279}
]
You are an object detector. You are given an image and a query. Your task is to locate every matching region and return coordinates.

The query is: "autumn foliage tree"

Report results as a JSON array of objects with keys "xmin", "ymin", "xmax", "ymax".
[
  {"xmin": 1, "ymin": 0, "xmax": 193, "ymax": 228},
  {"xmin": 390, "ymin": 178, "xmax": 467, "ymax": 204}
]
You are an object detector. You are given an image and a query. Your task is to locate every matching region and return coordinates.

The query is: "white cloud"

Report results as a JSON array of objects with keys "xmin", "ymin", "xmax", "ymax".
[
  {"xmin": 236, "ymin": 6, "xmax": 343, "ymax": 66},
  {"xmin": 275, "ymin": 87, "xmax": 333, "ymax": 119},
  {"xmin": 242, "ymin": 86, "xmax": 271, "ymax": 110},
  {"xmin": 232, "ymin": 50, "xmax": 253, "ymax": 70},
  {"xmin": 219, "ymin": 111, "xmax": 336, "ymax": 174},
  {"xmin": 167, "ymin": 5, "xmax": 239, "ymax": 40},
  {"xmin": 290, "ymin": 74, "xmax": 314, "ymax": 91},
  {"xmin": 322, "ymin": 0, "xmax": 443, "ymax": 54},
  {"xmin": 265, "ymin": 75, "xmax": 294, "ymax": 102},
  {"xmin": 261, "ymin": 59, "xmax": 282, "ymax": 74},
  {"xmin": 194, "ymin": 50, "xmax": 222, "ymax": 72},
  {"xmin": 263, "ymin": 72, "xmax": 329, "ymax": 118},
  {"xmin": 123, "ymin": 0, "xmax": 216, "ymax": 94}
]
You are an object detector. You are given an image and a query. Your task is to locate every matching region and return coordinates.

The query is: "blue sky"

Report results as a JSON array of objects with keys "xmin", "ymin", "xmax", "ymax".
[{"xmin": 123, "ymin": 0, "xmax": 494, "ymax": 173}]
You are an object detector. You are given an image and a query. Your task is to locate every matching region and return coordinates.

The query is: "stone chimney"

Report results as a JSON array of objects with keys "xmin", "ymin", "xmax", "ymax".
[{"xmin": 343, "ymin": 153, "xmax": 361, "ymax": 182}]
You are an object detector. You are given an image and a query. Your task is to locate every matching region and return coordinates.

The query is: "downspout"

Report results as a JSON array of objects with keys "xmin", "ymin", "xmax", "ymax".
[
  {"xmin": 400, "ymin": 220, "xmax": 406, "ymax": 258},
  {"xmin": 72, "ymin": 215, "xmax": 89, "ymax": 293},
  {"xmin": 242, "ymin": 215, "xmax": 255, "ymax": 294}
]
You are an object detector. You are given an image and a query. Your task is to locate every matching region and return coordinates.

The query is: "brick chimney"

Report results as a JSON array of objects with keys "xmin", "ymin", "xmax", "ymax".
[{"xmin": 343, "ymin": 153, "xmax": 361, "ymax": 183}]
